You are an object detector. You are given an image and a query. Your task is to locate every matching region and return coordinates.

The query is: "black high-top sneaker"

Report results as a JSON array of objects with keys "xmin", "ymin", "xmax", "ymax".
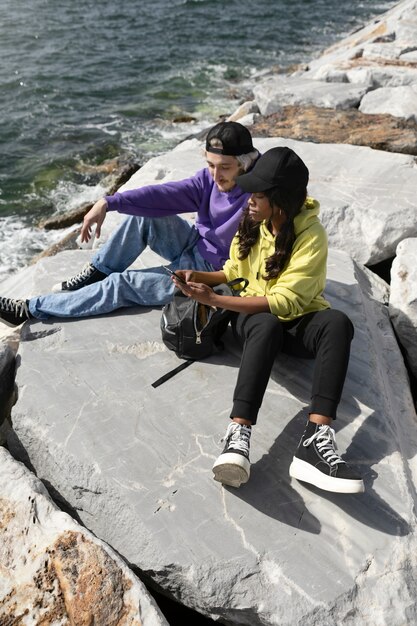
[
  {"xmin": 52, "ymin": 262, "xmax": 107, "ymax": 292},
  {"xmin": 0, "ymin": 297, "xmax": 31, "ymax": 327},
  {"xmin": 289, "ymin": 421, "xmax": 364, "ymax": 494},
  {"xmin": 212, "ymin": 422, "xmax": 251, "ymax": 488}
]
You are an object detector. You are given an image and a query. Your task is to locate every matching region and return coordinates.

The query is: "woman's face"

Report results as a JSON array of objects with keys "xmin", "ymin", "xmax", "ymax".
[{"xmin": 247, "ymin": 192, "xmax": 274, "ymax": 222}]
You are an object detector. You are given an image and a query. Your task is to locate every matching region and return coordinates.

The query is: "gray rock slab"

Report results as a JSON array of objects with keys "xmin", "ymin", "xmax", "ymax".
[
  {"xmin": 253, "ymin": 76, "xmax": 369, "ymax": 116},
  {"xmin": 0, "ymin": 446, "xmax": 168, "ymax": 625},
  {"xmin": 389, "ymin": 237, "xmax": 417, "ymax": 379},
  {"xmin": 359, "ymin": 84, "xmax": 417, "ymax": 122},
  {"xmin": 6, "ymin": 248, "xmax": 417, "ymax": 625}
]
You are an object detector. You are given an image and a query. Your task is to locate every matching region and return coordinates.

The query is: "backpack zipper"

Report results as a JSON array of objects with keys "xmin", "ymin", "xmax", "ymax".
[{"xmin": 194, "ymin": 306, "xmax": 215, "ymax": 344}]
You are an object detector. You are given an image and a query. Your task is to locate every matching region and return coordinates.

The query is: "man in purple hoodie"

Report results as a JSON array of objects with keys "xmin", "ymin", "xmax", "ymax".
[{"xmin": 0, "ymin": 122, "xmax": 259, "ymax": 326}]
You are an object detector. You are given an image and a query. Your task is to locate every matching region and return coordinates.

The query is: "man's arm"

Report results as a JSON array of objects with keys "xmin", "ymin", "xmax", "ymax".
[{"xmin": 80, "ymin": 172, "xmax": 206, "ymax": 243}]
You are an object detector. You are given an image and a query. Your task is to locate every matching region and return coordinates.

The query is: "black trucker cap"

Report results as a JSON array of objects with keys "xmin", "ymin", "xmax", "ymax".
[
  {"xmin": 206, "ymin": 121, "xmax": 255, "ymax": 156},
  {"xmin": 236, "ymin": 146, "xmax": 309, "ymax": 192}
]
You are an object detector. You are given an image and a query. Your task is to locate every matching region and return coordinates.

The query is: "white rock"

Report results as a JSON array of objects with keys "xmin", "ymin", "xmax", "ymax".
[
  {"xmin": 389, "ymin": 237, "xmax": 417, "ymax": 379},
  {"xmin": 346, "ymin": 65, "xmax": 417, "ymax": 88},
  {"xmin": 359, "ymin": 84, "xmax": 417, "ymax": 122},
  {"xmin": 253, "ymin": 75, "xmax": 369, "ymax": 115},
  {"xmin": 361, "ymin": 43, "xmax": 409, "ymax": 61},
  {"xmin": 0, "ymin": 446, "xmax": 168, "ymax": 625},
  {"xmin": 307, "ymin": 0, "xmax": 417, "ymax": 74}
]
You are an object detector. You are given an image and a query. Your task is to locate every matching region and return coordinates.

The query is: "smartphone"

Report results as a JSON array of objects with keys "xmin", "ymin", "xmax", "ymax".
[{"xmin": 163, "ymin": 266, "xmax": 187, "ymax": 284}]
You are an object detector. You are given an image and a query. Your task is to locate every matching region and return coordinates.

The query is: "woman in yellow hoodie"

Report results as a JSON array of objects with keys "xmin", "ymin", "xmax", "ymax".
[{"xmin": 172, "ymin": 146, "xmax": 364, "ymax": 495}]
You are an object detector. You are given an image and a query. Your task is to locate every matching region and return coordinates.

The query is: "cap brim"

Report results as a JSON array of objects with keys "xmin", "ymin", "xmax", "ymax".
[{"xmin": 236, "ymin": 171, "xmax": 276, "ymax": 193}]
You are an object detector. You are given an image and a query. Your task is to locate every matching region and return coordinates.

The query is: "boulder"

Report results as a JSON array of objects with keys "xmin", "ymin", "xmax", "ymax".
[
  {"xmin": 253, "ymin": 75, "xmax": 369, "ymax": 116},
  {"xmin": 5, "ymin": 245, "xmax": 417, "ymax": 625},
  {"xmin": 359, "ymin": 84, "xmax": 417, "ymax": 123},
  {"xmin": 0, "ymin": 446, "xmax": 168, "ymax": 625},
  {"xmin": 248, "ymin": 105, "xmax": 417, "ymax": 155},
  {"xmin": 389, "ymin": 237, "xmax": 417, "ymax": 380}
]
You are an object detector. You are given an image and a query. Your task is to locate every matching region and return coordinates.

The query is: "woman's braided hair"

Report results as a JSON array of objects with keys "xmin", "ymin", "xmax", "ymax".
[{"xmin": 236, "ymin": 185, "xmax": 307, "ymax": 280}]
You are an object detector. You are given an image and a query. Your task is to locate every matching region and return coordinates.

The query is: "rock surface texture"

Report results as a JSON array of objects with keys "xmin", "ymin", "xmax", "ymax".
[
  {"xmin": 0, "ymin": 447, "xmax": 169, "ymax": 626},
  {"xmin": 5, "ymin": 244, "xmax": 417, "ymax": 625}
]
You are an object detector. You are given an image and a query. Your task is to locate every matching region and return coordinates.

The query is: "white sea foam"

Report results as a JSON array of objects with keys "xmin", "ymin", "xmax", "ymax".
[{"xmin": 0, "ymin": 215, "xmax": 78, "ymax": 284}]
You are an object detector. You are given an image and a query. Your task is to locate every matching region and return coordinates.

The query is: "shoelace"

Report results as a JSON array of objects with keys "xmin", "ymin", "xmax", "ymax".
[
  {"xmin": 223, "ymin": 423, "xmax": 251, "ymax": 453},
  {"xmin": 0, "ymin": 297, "xmax": 29, "ymax": 318},
  {"xmin": 303, "ymin": 425, "xmax": 345, "ymax": 466},
  {"xmin": 66, "ymin": 263, "xmax": 95, "ymax": 288}
]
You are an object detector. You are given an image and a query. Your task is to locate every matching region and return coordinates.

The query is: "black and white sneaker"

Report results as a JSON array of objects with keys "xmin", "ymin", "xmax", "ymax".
[
  {"xmin": 212, "ymin": 422, "xmax": 251, "ymax": 488},
  {"xmin": 0, "ymin": 297, "xmax": 31, "ymax": 327},
  {"xmin": 289, "ymin": 421, "xmax": 364, "ymax": 494},
  {"xmin": 52, "ymin": 262, "xmax": 107, "ymax": 292}
]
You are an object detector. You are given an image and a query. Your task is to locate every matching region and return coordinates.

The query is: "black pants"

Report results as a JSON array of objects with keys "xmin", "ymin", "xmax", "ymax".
[{"xmin": 231, "ymin": 309, "xmax": 354, "ymax": 425}]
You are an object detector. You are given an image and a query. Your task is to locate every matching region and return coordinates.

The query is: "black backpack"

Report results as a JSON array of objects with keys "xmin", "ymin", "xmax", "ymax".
[{"xmin": 152, "ymin": 278, "xmax": 248, "ymax": 387}]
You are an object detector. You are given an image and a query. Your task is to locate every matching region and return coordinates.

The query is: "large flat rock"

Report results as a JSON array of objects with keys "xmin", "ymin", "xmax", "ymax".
[{"xmin": 7, "ymin": 247, "xmax": 417, "ymax": 625}]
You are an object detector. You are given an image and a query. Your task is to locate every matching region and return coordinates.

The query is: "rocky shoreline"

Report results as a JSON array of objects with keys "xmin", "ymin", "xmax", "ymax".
[{"xmin": 1, "ymin": 1, "xmax": 417, "ymax": 624}]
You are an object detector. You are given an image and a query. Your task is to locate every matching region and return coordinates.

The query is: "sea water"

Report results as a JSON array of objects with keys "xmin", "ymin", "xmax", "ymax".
[{"xmin": 0, "ymin": 0, "xmax": 395, "ymax": 280}]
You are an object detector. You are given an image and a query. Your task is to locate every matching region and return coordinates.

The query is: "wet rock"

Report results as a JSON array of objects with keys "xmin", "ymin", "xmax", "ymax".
[
  {"xmin": 38, "ymin": 162, "xmax": 140, "ymax": 231},
  {"xmin": 39, "ymin": 201, "xmax": 94, "ymax": 230}
]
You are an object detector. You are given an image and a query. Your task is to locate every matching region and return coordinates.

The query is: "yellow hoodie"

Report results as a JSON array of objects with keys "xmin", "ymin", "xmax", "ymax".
[{"xmin": 223, "ymin": 197, "xmax": 330, "ymax": 322}]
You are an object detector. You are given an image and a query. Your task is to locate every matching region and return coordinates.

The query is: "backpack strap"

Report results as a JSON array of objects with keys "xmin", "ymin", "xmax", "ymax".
[
  {"xmin": 151, "ymin": 359, "xmax": 195, "ymax": 388},
  {"xmin": 152, "ymin": 276, "xmax": 249, "ymax": 388},
  {"xmin": 228, "ymin": 277, "xmax": 249, "ymax": 295}
]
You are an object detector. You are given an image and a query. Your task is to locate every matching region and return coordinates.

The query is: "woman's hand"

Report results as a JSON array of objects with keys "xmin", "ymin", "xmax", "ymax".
[
  {"xmin": 80, "ymin": 198, "xmax": 108, "ymax": 243},
  {"xmin": 173, "ymin": 277, "xmax": 217, "ymax": 307}
]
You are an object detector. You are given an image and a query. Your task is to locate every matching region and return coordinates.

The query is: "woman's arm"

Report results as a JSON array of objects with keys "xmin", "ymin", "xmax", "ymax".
[
  {"xmin": 173, "ymin": 278, "xmax": 270, "ymax": 314},
  {"xmin": 174, "ymin": 269, "xmax": 227, "ymax": 287}
]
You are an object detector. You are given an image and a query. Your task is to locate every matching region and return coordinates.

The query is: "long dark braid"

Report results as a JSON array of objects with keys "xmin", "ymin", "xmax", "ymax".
[{"xmin": 237, "ymin": 185, "xmax": 307, "ymax": 280}]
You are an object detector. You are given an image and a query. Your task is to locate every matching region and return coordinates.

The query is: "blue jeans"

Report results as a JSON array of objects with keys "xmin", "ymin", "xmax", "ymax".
[{"xmin": 29, "ymin": 215, "xmax": 214, "ymax": 319}]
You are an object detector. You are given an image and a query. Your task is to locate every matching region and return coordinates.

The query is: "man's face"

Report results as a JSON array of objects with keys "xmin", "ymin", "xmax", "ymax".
[{"xmin": 205, "ymin": 152, "xmax": 243, "ymax": 192}]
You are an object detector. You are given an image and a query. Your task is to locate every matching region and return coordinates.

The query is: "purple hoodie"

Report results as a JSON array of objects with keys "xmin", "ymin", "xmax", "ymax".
[{"xmin": 105, "ymin": 167, "xmax": 251, "ymax": 270}]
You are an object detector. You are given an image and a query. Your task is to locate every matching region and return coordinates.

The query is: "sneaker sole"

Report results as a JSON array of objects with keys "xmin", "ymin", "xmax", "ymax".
[
  {"xmin": 289, "ymin": 457, "xmax": 364, "ymax": 494},
  {"xmin": 51, "ymin": 283, "xmax": 64, "ymax": 293},
  {"xmin": 0, "ymin": 316, "xmax": 27, "ymax": 328},
  {"xmin": 212, "ymin": 452, "xmax": 250, "ymax": 488}
]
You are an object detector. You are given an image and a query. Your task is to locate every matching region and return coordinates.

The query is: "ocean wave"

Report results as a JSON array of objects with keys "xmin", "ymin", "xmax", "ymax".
[{"xmin": 0, "ymin": 215, "xmax": 77, "ymax": 284}]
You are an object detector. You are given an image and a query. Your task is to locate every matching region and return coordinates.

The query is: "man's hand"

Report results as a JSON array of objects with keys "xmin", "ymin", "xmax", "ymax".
[{"xmin": 80, "ymin": 198, "xmax": 108, "ymax": 243}]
